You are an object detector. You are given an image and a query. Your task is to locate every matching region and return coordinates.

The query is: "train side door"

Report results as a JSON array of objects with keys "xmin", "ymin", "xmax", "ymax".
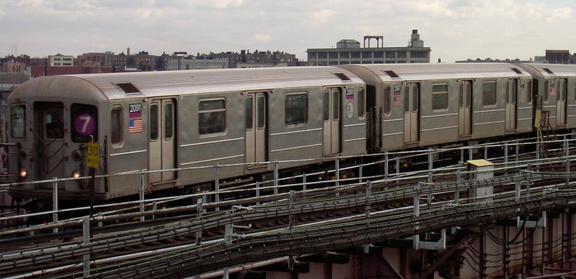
[
  {"xmin": 459, "ymin": 80, "xmax": 473, "ymax": 137},
  {"xmin": 505, "ymin": 79, "xmax": 518, "ymax": 131},
  {"xmin": 404, "ymin": 82, "xmax": 420, "ymax": 144},
  {"xmin": 245, "ymin": 92, "xmax": 267, "ymax": 164},
  {"xmin": 323, "ymin": 87, "xmax": 342, "ymax": 155},
  {"xmin": 149, "ymin": 99, "xmax": 176, "ymax": 183},
  {"xmin": 556, "ymin": 78, "xmax": 567, "ymax": 127}
]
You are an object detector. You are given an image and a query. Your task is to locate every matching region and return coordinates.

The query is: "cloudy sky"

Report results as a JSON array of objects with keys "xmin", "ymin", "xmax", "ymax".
[{"xmin": 0, "ymin": 0, "xmax": 574, "ymax": 63}]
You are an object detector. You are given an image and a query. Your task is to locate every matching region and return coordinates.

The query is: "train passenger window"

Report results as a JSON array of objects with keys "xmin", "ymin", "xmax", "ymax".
[
  {"xmin": 482, "ymin": 81, "xmax": 497, "ymax": 106},
  {"xmin": 285, "ymin": 93, "xmax": 308, "ymax": 126},
  {"xmin": 71, "ymin": 104, "xmax": 98, "ymax": 143},
  {"xmin": 432, "ymin": 84, "xmax": 448, "ymax": 110},
  {"xmin": 358, "ymin": 88, "xmax": 365, "ymax": 119},
  {"xmin": 110, "ymin": 107, "xmax": 122, "ymax": 145},
  {"xmin": 10, "ymin": 105, "xmax": 26, "ymax": 139},
  {"xmin": 199, "ymin": 99, "xmax": 226, "ymax": 135}
]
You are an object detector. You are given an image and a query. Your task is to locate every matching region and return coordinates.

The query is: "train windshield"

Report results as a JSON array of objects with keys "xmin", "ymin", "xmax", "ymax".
[
  {"xmin": 71, "ymin": 104, "xmax": 98, "ymax": 143},
  {"xmin": 10, "ymin": 105, "xmax": 26, "ymax": 139}
]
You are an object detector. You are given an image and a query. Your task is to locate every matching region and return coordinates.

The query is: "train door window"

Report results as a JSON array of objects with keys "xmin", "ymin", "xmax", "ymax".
[
  {"xmin": 323, "ymin": 92, "xmax": 329, "ymax": 121},
  {"xmin": 506, "ymin": 79, "xmax": 517, "ymax": 105},
  {"xmin": 412, "ymin": 84, "xmax": 419, "ymax": 112},
  {"xmin": 404, "ymin": 86, "xmax": 410, "ymax": 112},
  {"xmin": 560, "ymin": 79, "xmax": 568, "ymax": 102},
  {"xmin": 199, "ymin": 99, "xmax": 226, "ymax": 135},
  {"xmin": 384, "ymin": 85, "xmax": 392, "ymax": 115},
  {"xmin": 43, "ymin": 104, "xmax": 64, "ymax": 139},
  {"xmin": 526, "ymin": 79, "xmax": 532, "ymax": 103},
  {"xmin": 71, "ymin": 104, "xmax": 98, "ymax": 143},
  {"xmin": 482, "ymin": 81, "xmax": 497, "ymax": 107},
  {"xmin": 257, "ymin": 95, "xmax": 265, "ymax": 129},
  {"xmin": 150, "ymin": 104, "xmax": 159, "ymax": 140},
  {"xmin": 245, "ymin": 96, "xmax": 253, "ymax": 130},
  {"xmin": 358, "ymin": 87, "xmax": 365, "ymax": 119},
  {"xmin": 333, "ymin": 90, "xmax": 340, "ymax": 120},
  {"xmin": 110, "ymin": 107, "xmax": 123, "ymax": 145},
  {"xmin": 10, "ymin": 105, "xmax": 26, "ymax": 139},
  {"xmin": 164, "ymin": 103, "xmax": 174, "ymax": 139},
  {"xmin": 285, "ymin": 93, "xmax": 308, "ymax": 126},
  {"xmin": 432, "ymin": 84, "xmax": 448, "ymax": 110},
  {"xmin": 544, "ymin": 80, "xmax": 552, "ymax": 103}
]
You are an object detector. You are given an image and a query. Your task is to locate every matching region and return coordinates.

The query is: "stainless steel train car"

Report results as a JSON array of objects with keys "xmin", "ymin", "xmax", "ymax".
[
  {"xmin": 518, "ymin": 63, "xmax": 576, "ymax": 131},
  {"xmin": 5, "ymin": 63, "xmax": 576, "ymax": 203},
  {"xmin": 7, "ymin": 67, "xmax": 367, "ymax": 201},
  {"xmin": 341, "ymin": 63, "xmax": 535, "ymax": 152}
]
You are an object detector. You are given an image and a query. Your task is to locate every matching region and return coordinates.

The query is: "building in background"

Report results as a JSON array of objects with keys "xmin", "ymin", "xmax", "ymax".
[
  {"xmin": 209, "ymin": 50, "xmax": 301, "ymax": 68},
  {"xmin": 48, "ymin": 54, "xmax": 74, "ymax": 66},
  {"xmin": 307, "ymin": 30, "xmax": 431, "ymax": 65},
  {"xmin": 545, "ymin": 50, "xmax": 572, "ymax": 64},
  {"xmin": 166, "ymin": 53, "xmax": 228, "ymax": 70}
]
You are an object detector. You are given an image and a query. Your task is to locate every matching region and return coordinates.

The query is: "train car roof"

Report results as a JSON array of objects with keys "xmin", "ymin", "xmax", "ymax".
[
  {"xmin": 518, "ymin": 63, "xmax": 576, "ymax": 77},
  {"xmin": 339, "ymin": 63, "xmax": 532, "ymax": 81},
  {"xmin": 10, "ymin": 66, "xmax": 364, "ymax": 101}
]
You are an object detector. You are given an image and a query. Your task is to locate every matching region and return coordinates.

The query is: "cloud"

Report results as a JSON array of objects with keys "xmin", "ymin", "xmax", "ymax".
[
  {"xmin": 209, "ymin": 0, "xmax": 244, "ymax": 9},
  {"xmin": 14, "ymin": 0, "xmax": 44, "ymax": 8},
  {"xmin": 308, "ymin": 9, "xmax": 337, "ymax": 24},
  {"xmin": 253, "ymin": 33, "xmax": 272, "ymax": 42},
  {"xmin": 1, "ymin": 0, "xmax": 575, "ymax": 63}
]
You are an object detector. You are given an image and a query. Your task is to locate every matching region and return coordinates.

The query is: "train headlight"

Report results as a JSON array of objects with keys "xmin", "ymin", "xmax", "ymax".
[
  {"xmin": 19, "ymin": 168, "xmax": 27, "ymax": 179},
  {"xmin": 72, "ymin": 170, "xmax": 81, "ymax": 179}
]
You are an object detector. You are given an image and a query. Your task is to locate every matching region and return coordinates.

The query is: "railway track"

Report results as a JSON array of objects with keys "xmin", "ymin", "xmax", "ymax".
[
  {"xmin": 0, "ymin": 165, "xmax": 575, "ymax": 278},
  {"xmin": 0, "ymin": 138, "xmax": 573, "ymax": 278}
]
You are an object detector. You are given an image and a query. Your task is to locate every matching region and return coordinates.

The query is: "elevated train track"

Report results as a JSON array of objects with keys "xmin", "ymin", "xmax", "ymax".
[
  {"xmin": 2, "ymin": 173, "xmax": 575, "ymax": 278},
  {"xmin": 0, "ymin": 137, "xmax": 575, "ymax": 278}
]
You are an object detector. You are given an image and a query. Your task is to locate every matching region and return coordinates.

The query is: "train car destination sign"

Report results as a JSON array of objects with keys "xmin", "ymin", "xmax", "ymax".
[{"xmin": 75, "ymin": 113, "xmax": 96, "ymax": 136}]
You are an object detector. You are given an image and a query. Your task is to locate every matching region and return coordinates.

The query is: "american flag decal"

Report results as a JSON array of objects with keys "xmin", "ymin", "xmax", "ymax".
[{"xmin": 129, "ymin": 119, "xmax": 143, "ymax": 133}]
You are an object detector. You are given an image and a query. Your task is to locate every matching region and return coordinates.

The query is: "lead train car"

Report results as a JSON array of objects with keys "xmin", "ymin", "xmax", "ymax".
[{"xmin": 7, "ymin": 67, "xmax": 367, "ymax": 201}]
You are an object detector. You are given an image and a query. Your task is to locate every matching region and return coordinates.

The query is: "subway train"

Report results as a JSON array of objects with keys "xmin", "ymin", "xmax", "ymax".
[{"xmin": 5, "ymin": 63, "xmax": 576, "ymax": 203}]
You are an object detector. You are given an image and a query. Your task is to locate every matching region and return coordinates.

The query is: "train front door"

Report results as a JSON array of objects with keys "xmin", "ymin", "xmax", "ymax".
[
  {"xmin": 36, "ymin": 102, "xmax": 66, "ymax": 181},
  {"xmin": 323, "ymin": 88, "xmax": 342, "ymax": 156},
  {"xmin": 245, "ymin": 92, "xmax": 267, "ymax": 164},
  {"xmin": 459, "ymin": 80, "xmax": 473, "ymax": 137},
  {"xmin": 404, "ymin": 82, "xmax": 420, "ymax": 144},
  {"xmin": 506, "ymin": 79, "xmax": 518, "ymax": 131},
  {"xmin": 149, "ymin": 99, "xmax": 176, "ymax": 184},
  {"xmin": 556, "ymin": 78, "xmax": 567, "ymax": 127}
]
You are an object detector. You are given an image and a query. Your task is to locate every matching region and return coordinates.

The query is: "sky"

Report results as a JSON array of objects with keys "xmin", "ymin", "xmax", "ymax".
[{"xmin": 0, "ymin": 0, "xmax": 575, "ymax": 63}]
